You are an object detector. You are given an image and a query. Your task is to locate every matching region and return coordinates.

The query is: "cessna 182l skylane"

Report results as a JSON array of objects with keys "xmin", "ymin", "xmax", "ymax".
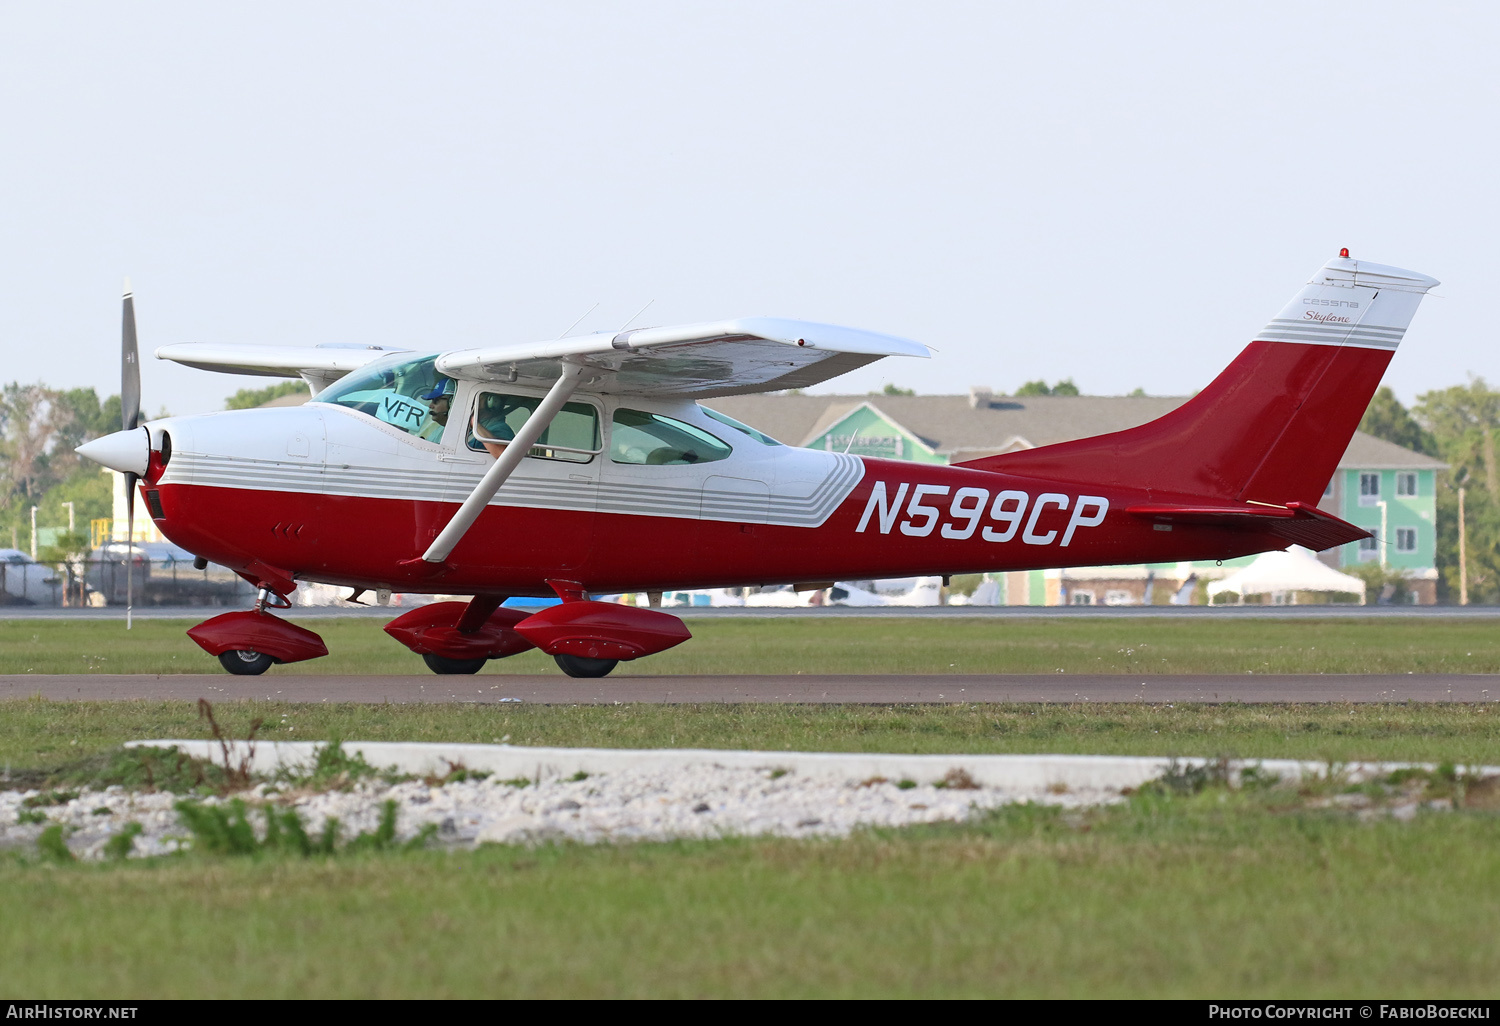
[{"xmin": 76, "ymin": 253, "xmax": 1436, "ymax": 678}]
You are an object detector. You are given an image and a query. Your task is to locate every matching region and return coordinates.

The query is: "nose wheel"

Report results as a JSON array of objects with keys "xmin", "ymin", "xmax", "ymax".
[
  {"xmin": 554, "ymin": 654, "xmax": 618, "ymax": 678},
  {"xmin": 218, "ymin": 649, "xmax": 274, "ymax": 676}
]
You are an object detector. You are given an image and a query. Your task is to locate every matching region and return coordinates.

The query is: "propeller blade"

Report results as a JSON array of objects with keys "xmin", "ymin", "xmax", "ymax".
[
  {"xmin": 122, "ymin": 279, "xmax": 140, "ymax": 629},
  {"xmin": 124, "ymin": 472, "xmax": 136, "ymax": 631},
  {"xmin": 122, "ymin": 279, "xmax": 141, "ymax": 432}
]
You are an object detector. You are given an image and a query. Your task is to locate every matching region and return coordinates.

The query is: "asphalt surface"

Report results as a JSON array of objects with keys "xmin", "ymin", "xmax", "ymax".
[
  {"xmin": 5, "ymin": 605, "xmax": 1500, "ymax": 620},
  {"xmin": 4, "ymin": 673, "xmax": 1496, "ymax": 703}
]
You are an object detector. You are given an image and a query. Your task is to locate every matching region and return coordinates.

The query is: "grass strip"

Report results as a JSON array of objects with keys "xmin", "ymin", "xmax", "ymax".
[
  {"xmin": 3, "ymin": 616, "xmax": 1500, "ymax": 675},
  {"xmin": 1, "ymin": 797, "xmax": 1497, "ymax": 998}
]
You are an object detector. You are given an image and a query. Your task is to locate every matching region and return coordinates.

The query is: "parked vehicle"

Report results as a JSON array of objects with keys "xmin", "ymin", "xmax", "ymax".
[
  {"xmin": 0, "ymin": 549, "xmax": 62, "ymax": 606},
  {"xmin": 85, "ymin": 542, "xmax": 254, "ymax": 607}
]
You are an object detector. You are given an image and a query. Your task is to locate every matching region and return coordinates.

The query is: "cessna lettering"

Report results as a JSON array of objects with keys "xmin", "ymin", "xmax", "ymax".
[{"xmin": 855, "ymin": 481, "xmax": 1109, "ymax": 546}]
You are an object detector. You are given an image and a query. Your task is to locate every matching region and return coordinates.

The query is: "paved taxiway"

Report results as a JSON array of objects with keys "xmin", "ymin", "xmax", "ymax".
[
  {"xmin": 7, "ymin": 606, "xmax": 1500, "ymax": 620},
  {"xmin": 3, "ymin": 673, "xmax": 1495, "ymax": 703}
]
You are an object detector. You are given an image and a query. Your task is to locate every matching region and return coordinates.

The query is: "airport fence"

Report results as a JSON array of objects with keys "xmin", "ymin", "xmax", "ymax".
[{"xmin": 0, "ymin": 558, "xmax": 257, "ymax": 608}]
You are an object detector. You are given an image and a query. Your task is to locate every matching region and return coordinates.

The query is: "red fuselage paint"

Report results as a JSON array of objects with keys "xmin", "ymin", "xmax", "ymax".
[{"xmin": 139, "ymin": 339, "xmax": 1385, "ymax": 598}]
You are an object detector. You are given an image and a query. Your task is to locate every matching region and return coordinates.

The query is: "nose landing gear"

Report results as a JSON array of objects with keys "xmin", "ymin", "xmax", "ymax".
[
  {"xmin": 220, "ymin": 649, "xmax": 276, "ymax": 675},
  {"xmin": 188, "ymin": 608, "xmax": 329, "ymax": 675}
]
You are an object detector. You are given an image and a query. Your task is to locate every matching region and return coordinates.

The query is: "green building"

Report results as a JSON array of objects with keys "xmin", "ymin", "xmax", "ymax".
[{"xmin": 708, "ymin": 391, "xmax": 1446, "ymax": 604}]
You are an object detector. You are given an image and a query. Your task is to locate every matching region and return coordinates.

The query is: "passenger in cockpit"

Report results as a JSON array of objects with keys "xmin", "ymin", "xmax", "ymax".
[{"xmin": 471, "ymin": 395, "xmax": 515, "ymax": 459}]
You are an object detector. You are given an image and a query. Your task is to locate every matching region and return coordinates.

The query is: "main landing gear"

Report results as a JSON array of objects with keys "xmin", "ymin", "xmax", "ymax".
[
  {"xmin": 186, "ymin": 587, "xmax": 693, "ymax": 679},
  {"xmin": 552, "ymin": 654, "xmax": 619, "ymax": 678},
  {"xmin": 421, "ymin": 653, "xmax": 490, "ymax": 675},
  {"xmin": 384, "ymin": 592, "xmax": 692, "ymax": 679}
]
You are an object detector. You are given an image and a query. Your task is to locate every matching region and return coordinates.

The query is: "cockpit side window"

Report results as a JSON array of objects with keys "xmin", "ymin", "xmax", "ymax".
[
  {"xmin": 466, "ymin": 392, "xmax": 600, "ymax": 464},
  {"xmin": 314, "ymin": 354, "xmax": 454, "ymax": 440},
  {"xmin": 611, "ymin": 409, "xmax": 732, "ymax": 465}
]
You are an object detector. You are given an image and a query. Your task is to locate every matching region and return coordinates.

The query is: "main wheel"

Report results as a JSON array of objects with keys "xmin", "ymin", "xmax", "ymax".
[
  {"xmin": 218, "ymin": 649, "xmax": 274, "ymax": 676},
  {"xmin": 423, "ymin": 653, "xmax": 488, "ymax": 675},
  {"xmin": 554, "ymin": 653, "xmax": 618, "ymax": 678}
]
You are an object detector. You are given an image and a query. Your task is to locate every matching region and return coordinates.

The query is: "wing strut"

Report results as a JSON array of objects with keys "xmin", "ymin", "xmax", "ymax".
[{"xmin": 420, "ymin": 362, "xmax": 585, "ymax": 564}]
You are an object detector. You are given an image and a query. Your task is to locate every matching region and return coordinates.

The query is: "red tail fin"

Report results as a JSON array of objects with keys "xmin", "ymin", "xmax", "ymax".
[{"xmin": 958, "ymin": 255, "xmax": 1439, "ymax": 506}]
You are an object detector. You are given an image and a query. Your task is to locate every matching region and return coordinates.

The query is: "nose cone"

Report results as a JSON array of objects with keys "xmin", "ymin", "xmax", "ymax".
[{"xmin": 77, "ymin": 427, "xmax": 150, "ymax": 476}]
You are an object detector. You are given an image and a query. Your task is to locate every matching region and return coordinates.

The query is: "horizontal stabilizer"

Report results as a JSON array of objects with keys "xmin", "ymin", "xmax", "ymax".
[{"xmin": 1126, "ymin": 501, "xmax": 1370, "ymax": 552}]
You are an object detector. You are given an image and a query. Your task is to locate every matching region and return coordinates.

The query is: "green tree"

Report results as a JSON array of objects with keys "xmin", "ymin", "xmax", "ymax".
[
  {"xmin": 877, "ymin": 384, "xmax": 915, "ymax": 397},
  {"xmin": 0, "ymin": 382, "xmax": 123, "ymax": 554},
  {"xmin": 1014, "ymin": 379, "xmax": 1079, "ymax": 397},
  {"xmin": 1410, "ymin": 377, "xmax": 1500, "ymax": 602},
  {"xmin": 226, "ymin": 381, "xmax": 308, "ymax": 410},
  {"xmin": 1360, "ymin": 386, "xmax": 1437, "ymax": 456}
]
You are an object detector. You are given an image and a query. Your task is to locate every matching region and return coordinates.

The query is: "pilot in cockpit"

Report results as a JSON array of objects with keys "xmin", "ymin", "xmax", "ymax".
[{"xmin": 416, "ymin": 379, "xmax": 455, "ymax": 442}]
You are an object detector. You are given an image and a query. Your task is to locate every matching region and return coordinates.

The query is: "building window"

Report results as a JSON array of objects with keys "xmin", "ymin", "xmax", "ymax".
[
  {"xmin": 1397, "ymin": 472, "xmax": 1417, "ymax": 497},
  {"xmin": 1359, "ymin": 531, "xmax": 1379, "ymax": 561},
  {"xmin": 1070, "ymin": 590, "xmax": 1094, "ymax": 606},
  {"xmin": 1359, "ymin": 472, "xmax": 1381, "ymax": 507},
  {"xmin": 1396, "ymin": 527, "xmax": 1417, "ymax": 552},
  {"xmin": 1104, "ymin": 589, "xmax": 1133, "ymax": 606},
  {"xmin": 1323, "ymin": 479, "xmax": 1334, "ymax": 498}
]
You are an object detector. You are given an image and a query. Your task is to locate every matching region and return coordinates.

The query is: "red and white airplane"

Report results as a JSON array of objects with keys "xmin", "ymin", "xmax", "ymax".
[{"xmin": 77, "ymin": 252, "xmax": 1436, "ymax": 677}]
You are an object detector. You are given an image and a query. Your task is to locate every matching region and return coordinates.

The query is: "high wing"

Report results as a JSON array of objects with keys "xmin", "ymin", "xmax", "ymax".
[
  {"xmin": 155, "ymin": 342, "xmax": 410, "ymax": 393},
  {"xmin": 434, "ymin": 317, "xmax": 931, "ymax": 399}
]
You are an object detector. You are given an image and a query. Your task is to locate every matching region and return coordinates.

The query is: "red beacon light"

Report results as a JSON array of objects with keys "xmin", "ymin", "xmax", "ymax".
[{"xmin": 1340, "ymin": 248, "xmax": 1350, "ymax": 258}]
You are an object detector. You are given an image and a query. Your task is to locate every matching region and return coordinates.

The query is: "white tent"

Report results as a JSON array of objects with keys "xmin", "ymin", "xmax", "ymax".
[{"xmin": 1206, "ymin": 546, "xmax": 1366, "ymax": 604}]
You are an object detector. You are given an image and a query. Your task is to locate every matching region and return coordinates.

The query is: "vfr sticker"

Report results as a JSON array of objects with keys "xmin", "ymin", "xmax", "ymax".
[{"xmin": 854, "ymin": 482, "xmax": 1108, "ymax": 546}]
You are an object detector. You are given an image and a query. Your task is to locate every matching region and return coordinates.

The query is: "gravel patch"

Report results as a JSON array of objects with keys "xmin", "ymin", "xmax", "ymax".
[{"xmin": 0, "ymin": 765, "xmax": 1121, "ymax": 860}]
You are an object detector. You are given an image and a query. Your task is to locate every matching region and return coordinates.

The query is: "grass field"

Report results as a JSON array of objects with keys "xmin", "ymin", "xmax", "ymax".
[
  {"xmin": 3, "ymin": 615, "xmax": 1500, "ymax": 675},
  {"xmin": 3, "ymin": 794, "xmax": 1499, "ymax": 998},
  {"xmin": 4, "ymin": 617, "xmax": 1499, "ymax": 999}
]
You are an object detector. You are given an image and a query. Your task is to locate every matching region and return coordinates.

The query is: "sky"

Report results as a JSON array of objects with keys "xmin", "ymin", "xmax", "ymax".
[{"xmin": 1, "ymin": 1, "xmax": 1496, "ymax": 417}]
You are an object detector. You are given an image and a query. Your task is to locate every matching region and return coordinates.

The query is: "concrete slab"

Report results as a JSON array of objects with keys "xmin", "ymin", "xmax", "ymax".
[{"xmin": 125, "ymin": 739, "xmax": 1500, "ymax": 791}]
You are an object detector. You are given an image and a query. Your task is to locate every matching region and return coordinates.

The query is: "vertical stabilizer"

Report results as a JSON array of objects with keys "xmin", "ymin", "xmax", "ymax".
[{"xmin": 958, "ymin": 254, "xmax": 1439, "ymax": 506}]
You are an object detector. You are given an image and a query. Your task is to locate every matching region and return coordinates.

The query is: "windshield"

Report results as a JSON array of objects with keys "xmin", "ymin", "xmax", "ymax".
[
  {"xmin": 701, "ymin": 406, "xmax": 782, "ymax": 446},
  {"xmin": 313, "ymin": 353, "xmax": 452, "ymax": 439}
]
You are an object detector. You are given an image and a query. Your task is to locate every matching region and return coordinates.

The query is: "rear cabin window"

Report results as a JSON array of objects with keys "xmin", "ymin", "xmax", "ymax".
[
  {"xmin": 611, "ymin": 409, "xmax": 732, "ymax": 465},
  {"xmin": 314, "ymin": 354, "xmax": 452, "ymax": 441},
  {"xmin": 466, "ymin": 393, "xmax": 600, "ymax": 464}
]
